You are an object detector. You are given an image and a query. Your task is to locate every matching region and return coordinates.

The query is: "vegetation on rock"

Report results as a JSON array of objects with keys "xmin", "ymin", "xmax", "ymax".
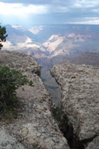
[
  {"xmin": 0, "ymin": 26, "xmax": 33, "ymax": 116},
  {"xmin": 0, "ymin": 25, "xmax": 7, "ymax": 49},
  {"xmin": 0, "ymin": 66, "xmax": 32, "ymax": 115}
]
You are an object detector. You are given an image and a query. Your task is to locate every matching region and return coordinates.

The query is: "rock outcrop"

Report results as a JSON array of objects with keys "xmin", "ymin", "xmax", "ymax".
[
  {"xmin": 0, "ymin": 51, "xmax": 69, "ymax": 149},
  {"xmin": 0, "ymin": 50, "xmax": 40, "ymax": 75},
  {"xmin": 51, "ymin": 63, "xmax": 99, "ymax": 148},
  {"xmin": 86, "ymin": 136, "xmax": 99, "ymax": 149}
]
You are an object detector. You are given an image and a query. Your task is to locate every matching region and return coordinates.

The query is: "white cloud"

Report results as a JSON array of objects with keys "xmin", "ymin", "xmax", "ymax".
[
  {"xmin": 66, "ymin": 17, "xmax": 99, "ymax": 24},
  {"xmin": 74, "ymin": 0, "xmax": 99, "ymax": 8},
  {"xmin": 0, "ymin": 2, "xmax": 48, "ymax": 17},
  {"xmin": 85, "ymin": 17, "xmax": 99, "ymax": 24}
]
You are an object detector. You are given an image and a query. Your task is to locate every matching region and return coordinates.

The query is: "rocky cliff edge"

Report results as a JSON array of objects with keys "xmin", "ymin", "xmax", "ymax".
[
  {"xmin": 0, "ymin": 51, "xmax": 69, "ymax": 149},
  {"xmin": 51, "ymin": 62, "xmax": 99, "ymax": 148}
]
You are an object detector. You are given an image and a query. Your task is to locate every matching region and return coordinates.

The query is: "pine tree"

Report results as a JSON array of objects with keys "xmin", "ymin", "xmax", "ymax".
[{"xmin": 0, "ymin": 25, "xmax": 7, "ymax": 49}]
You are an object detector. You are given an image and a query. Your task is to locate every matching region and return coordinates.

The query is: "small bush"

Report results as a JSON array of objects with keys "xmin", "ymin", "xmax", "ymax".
[{"xmin": 0, "ymin": 66, "xmax": 32, "ymax": 114}]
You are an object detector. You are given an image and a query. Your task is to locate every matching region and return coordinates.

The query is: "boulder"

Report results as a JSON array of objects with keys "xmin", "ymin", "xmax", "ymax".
[{"xmin": 0, "ymin": 51, "xmax": 69, "ymax": 149}]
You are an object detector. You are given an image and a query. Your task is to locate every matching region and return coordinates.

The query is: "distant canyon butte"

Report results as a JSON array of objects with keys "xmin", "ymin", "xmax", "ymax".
[{"xmin": 3, "ymin": 24, "xmax": 99, "ymax": 68}]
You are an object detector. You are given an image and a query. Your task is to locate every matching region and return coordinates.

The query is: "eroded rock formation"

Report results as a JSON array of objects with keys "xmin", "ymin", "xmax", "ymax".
[
  {"xmin": 86, "ymin": 136, "xmax": 99, "ymax": 149},
  {"xmin": 0, "ymin": 51, "xmax": 69, "ymax": 149},
  {"xmin": 51, "ymin": 63, "xmax": 99, "ymax": 148}
]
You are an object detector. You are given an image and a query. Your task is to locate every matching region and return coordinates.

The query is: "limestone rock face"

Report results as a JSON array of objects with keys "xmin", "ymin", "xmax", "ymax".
[
  {"xmin": 0, "ymin": 51, "xmax": 69, "ymax": 149},
  {"xmin": 0, "ymin": 129, "xmax": 26, "ymax": 149},
  {"xmin": 0, "ymin": 50, "xmax": 41, "ymax": 75},
  {"xmin": 86, "ymin": 136, "xmax": 99, "ymax": 149},
  {"xmin": 51, "ymin": 63, "xmax": 99, "ymax": 142}
]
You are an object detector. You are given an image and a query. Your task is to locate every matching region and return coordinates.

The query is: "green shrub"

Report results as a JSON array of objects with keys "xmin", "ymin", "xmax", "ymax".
[{"xmin": 0, "ymin": 66, "xmax": 32, "ymax": 114}]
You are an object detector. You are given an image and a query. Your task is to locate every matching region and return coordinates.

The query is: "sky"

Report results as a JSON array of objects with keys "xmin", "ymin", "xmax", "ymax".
[{"xmin": 0, "ymin": 0, "xmax": 99, "ymax": 27}]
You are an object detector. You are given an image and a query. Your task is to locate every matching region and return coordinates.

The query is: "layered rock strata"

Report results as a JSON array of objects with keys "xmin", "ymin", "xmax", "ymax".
[
  {"xmin": 51, "ymin": 63, "xmax": 99, "ymax": 148},
  {"xmin": 0, "ymin": 51, "xmax": 69, "ymax": 149}
]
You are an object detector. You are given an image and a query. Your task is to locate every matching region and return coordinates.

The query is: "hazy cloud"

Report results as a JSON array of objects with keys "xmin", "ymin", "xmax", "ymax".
[{"xmin": 0, "ymin": 0, "xmax": 99, "ymax": 26}]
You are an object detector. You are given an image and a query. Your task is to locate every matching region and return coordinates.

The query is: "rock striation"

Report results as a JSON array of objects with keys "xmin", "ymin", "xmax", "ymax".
[
  {"xmin": 51, "ymin": 63, "xmax": 99, "ymax": 148},
  {"xmin": 0, "ymin": 50, "xmax": 69, "ymax": 149}
]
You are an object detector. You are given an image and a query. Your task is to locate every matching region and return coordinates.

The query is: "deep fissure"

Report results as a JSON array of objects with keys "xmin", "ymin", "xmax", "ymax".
[
  {"xmin": 51, "ymin": 105, "xmax": 85, "ymax": 149},
  {"xmin": 40, "ymin": 67, "xmax": 95, "ymax": 149}
]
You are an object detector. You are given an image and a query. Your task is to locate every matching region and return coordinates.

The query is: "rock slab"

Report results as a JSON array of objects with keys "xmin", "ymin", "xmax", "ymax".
[{"xmin": 51, "ymin": 63, "xmax": 99, "ymax": 146}]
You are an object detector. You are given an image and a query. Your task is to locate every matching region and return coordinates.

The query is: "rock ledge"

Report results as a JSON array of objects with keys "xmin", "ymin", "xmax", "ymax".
[{"xmin": 0, "ymin": 51, "xmax": 69, "ymax": 149}]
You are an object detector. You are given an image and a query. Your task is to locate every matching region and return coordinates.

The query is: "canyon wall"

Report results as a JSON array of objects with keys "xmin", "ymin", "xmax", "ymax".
[{"xmin": 51, "ymin": 63, "xmax": 99, "ymax": 148}]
